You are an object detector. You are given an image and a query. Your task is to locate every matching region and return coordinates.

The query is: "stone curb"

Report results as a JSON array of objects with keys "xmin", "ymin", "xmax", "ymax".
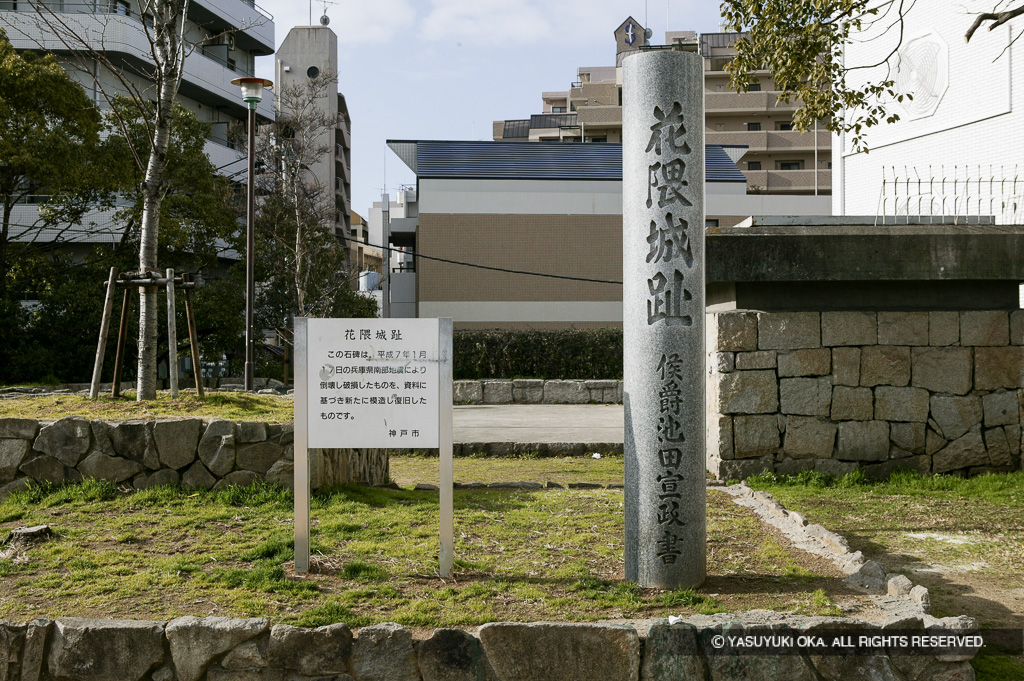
[
  {"xmin": 720, "ymin": 483, "xmax": 936, "ymax": 620},
  {"xmin": 451, "ymin": 442, "xmax": 624, "ymax": 457},
  {"xmin": 455, "ymin": 379, "xmax": 623, "ymax": 405},
  {"xmin": 402, "ymin": 481, "xmax": 623, "ymax": 491}
]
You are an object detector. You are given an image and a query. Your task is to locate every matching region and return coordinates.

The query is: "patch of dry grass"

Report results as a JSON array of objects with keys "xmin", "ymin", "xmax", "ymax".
[{"xmin": 0, "ymin": 392, "xmax": 293, "ymax": 423}]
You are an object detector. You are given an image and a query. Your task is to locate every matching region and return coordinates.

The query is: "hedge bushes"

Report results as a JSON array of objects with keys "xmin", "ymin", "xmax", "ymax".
[{"xmin": 454, "ymin": 329, "xmax": 623, "ymax": 380}]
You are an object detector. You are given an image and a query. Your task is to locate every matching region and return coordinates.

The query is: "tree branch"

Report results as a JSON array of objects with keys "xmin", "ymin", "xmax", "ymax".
[{"xmin": 965, "ymin": 5, "xmax": 1024, "ymax": 43}]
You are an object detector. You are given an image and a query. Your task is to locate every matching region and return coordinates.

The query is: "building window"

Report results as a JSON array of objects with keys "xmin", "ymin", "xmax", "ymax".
[
  {"xmin": 747, "ymin": 161, "xmax": 761, "ymax": 171},
  {"xmin": 777, "ymin": 121, "xmax": 794, "ymax": 131},
  {"xmin": 828, "ymin": 162, "xmax": 832, "ymax": 169},
  {"xmin": 551, "ymin": 106, "xmax": 566, "ymax": 113},
  {"xmin": 109, "ymin": 0, "xmax": 130, "ymax": 15},
  {"xmin": 778, "ymin": 161, "xmax": 803, "ymax": 170},
  {"xmin": 746, "ymin": 122, "xmax": 761, "ymax": 131},
  {"xmin": 307, "ymin": 65, "xmax": 320, "ymax": 78},
  {"xmin": 748, "ymin": 82, "xmax": 761, "ymax": 92},
  {"xmin": 705, "ymin": 219, "xmax": 720, "ymax": 228}
]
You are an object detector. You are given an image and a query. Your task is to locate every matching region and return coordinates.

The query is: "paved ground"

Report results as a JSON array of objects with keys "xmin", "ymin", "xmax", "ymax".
[{"xmin": 454, "ymin": 404, "xmax": 623, "ymax": 444}]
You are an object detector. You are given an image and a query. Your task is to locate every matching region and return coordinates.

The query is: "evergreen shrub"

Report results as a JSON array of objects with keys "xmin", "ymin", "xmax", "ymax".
[{"xmin": 453, "ymin": 328, "xmax": 623, "ymax": 380}]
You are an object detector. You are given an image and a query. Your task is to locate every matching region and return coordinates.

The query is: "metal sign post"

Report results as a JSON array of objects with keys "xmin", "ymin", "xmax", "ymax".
[
  {"xmin": 294, "ymin": 318, "xmax": 311, "ymax": 574},
  {"xmin": 438, "ymin": 318, "xmax": 454, "ymax": 577},
  {"xmin": 294, "ymin": 317, "xmax": 454, "ymax": 577}
]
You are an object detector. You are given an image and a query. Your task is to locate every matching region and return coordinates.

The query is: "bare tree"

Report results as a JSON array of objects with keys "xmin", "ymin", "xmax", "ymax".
[
  {"xmin": 10, "ymin": 0, "xmax": 253, "ymax": 399},
  {"xmin": 249, "ymin": 71, "xmax": 372, "ymax": 333}
]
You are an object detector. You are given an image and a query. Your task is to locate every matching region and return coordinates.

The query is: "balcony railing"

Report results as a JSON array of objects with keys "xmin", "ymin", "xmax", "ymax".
[
  {"xmin": 706, "ymin": 129, "xmax": 831, "ymax": 152},
  {"xmin": 744, "ymin": 169, "xmax": 832, "ymax": 193},
  {"xmin": 577, "ymin": 105, "xmax": 622, "ymax": 126},
  {"xmin": 197, "ymin": 44, "xmax": 253, "ymax": 77},
  {"xmin": 705, "ymin": 91, "xmax": 802, "ymax": 113},
  {"xmin": 529, "ymin": 113, "xmax": 579, "ymax": 129},
  {"xmin": 236, "ymin": 0, "xmax": 273, "ymax": 21}
]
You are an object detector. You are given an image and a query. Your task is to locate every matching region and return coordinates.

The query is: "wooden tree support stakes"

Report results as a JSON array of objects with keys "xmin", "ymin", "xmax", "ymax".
[
  {"xmin": 89, "ymin": 270, "xmax": 204, "ymax": 400},
  {"xmin": 182, "ymin": 274, "xmax": 205, "ymax": 399},
  {"xmin": 89, "ymin": 267, "xmax": 119, "ymax": 399},
  {"xmin": 166, "ymin": 268, "xmax": 178, "ymax": 398},
  {"xmin": 111, "ymin": 280, "xmax": 132, "ymax": 399}
]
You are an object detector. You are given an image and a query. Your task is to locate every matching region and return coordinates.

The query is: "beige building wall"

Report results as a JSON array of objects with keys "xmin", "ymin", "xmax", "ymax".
[{"xmin": 417, "ymin": 213, "xmax": 622, "ymax": 329}]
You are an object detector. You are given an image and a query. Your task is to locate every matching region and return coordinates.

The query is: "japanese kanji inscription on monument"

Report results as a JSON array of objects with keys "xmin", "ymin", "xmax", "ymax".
[{"xmin": 622, "ymin": 50, "xmax": 706, "ymax": 589}]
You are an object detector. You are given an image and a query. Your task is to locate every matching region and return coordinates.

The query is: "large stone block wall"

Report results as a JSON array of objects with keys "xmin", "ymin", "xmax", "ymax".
[
  {"xmin": 0, "ymin": 417, "xmax": 387, "ymax": 497},
  {"xmin": 709, "ymin": 310, "xmax": 1024, "ymax": 480},
  {"xmin": 0, "ymin": 616, "xmax": 977, "ymax": 681}
]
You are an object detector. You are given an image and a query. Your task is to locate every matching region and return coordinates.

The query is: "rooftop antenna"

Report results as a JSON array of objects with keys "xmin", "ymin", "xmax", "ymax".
[{"xmin": 310, "ymin": 0, "xmax": 339, "ymax": 26}]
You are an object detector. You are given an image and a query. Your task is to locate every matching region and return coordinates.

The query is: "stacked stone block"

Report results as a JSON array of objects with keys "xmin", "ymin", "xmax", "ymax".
[
  {"xmin": 0, "ymin": 417, "xmax": 387, "ymax": 496},
  {"xmin": 0, "ymin": 616, "xmax": 977, "ymax": 681},
  {"xmin": 453, "ymin": 379, "xmax": 623, "ymax": 405},
  {"xmin": 709, "ymin": 310, "xmax": 1024, "ymax": 480}
]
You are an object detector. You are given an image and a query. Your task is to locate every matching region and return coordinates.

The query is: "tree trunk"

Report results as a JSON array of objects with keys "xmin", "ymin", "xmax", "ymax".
[
  {"xmin": 0, "ymin": 201, "xmax": 11, "ymax": 298},
  {"xmin": 136, "ymin": 149, "xmax": 168, "ymax": 401},
  {"xmin": 135, "ymin": 3, "xmax": 185, "ymax": 401},
  {"xmin": 292, "ymin": 176, "xmax": 306, "ymax": 316}
]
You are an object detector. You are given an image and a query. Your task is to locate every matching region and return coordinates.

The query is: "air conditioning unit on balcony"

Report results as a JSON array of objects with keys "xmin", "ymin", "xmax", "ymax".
[{"xmin": 223, "ymin": 34, "xmax": 236, "ymax": 51}]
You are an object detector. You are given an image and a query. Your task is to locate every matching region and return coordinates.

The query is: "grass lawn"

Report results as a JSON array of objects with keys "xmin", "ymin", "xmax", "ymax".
[
  {"xmin": 746, "ymin": 469, "xmax": 1024, "ymax": 679},
  {"xmin": 0, "ymin": 392, "xmax": 293, "ymax": 423},
  {"xmin": 0, "ymin": 473, "xmax": 853, "ymax": 630}
]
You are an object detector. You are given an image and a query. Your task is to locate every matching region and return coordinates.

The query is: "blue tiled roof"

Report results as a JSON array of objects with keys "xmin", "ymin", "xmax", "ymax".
[{"xmin": 386, "ymin": 140, "xmax": 747, "ymax": 183}]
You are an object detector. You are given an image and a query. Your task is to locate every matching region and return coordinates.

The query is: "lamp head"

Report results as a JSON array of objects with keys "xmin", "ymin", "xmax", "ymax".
[{"xmin": 231, "ymin": 77, "xmax": 273, "ymax": 109}]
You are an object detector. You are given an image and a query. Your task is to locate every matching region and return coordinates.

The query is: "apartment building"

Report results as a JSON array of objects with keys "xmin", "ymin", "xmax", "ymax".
[
  {"xmin": 493, "ymin": 19, "xmax": 831, "ymax": 196},
  {"xmin": 2, "ymin": 0, "xmax": 275, "ymax": 251},
  {"xmin": 274, "ymin": 25, "xmax": 353, "ymax": 239}
]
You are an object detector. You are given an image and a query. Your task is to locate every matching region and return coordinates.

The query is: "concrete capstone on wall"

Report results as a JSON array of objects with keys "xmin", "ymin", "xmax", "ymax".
[{"xmin": 708, "ymin": 309, "xmax": 1024, "ymax": 480}]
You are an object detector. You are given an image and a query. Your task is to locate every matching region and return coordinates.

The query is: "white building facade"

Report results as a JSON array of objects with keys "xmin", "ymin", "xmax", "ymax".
[{"xmin": 834, "ymin": 2, "xmax": 1022, "ymax": 223}]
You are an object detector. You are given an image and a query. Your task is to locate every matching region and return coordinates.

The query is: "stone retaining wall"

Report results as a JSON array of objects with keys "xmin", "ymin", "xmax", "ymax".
[
  {"xmin": 454, "ymin": 379, "xmax": 623, "ymax": 405},
  {"xmin": 0, "ymin": 417, "xmax": 386, "ymax": 497},
  {"xmin": 709, "ymin": 309, "xmax": 1024, "ymax": 480},
  {"xmin": 0, "ymin": 616, "xmax": 977, "ymax": 681}
]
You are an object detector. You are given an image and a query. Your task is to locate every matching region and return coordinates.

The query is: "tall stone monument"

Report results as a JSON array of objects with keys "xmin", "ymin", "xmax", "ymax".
[{"xmin": 622, "ymin": 50, "xmax": 706, "ymax": 588}]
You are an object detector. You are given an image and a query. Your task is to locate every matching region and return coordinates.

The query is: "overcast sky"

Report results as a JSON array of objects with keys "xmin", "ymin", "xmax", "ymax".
[{"xmin": 253, "ymin": 0, "xmax": 726, "ymax": 221}]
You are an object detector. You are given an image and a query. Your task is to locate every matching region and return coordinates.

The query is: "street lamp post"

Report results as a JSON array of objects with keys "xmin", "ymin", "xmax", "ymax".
[{"xmin": 232, "ymin": 77, "xmax": 272, "ymax": 392}]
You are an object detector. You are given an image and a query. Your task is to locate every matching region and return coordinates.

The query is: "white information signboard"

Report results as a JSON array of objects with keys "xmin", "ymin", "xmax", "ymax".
[
  {"xmin": 306, "ymin": 318, "xmax": 442, "ymax": 448},
  {"xmin": 293, "ymin": 317, "xmax": 454, "ymax": 577}
]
